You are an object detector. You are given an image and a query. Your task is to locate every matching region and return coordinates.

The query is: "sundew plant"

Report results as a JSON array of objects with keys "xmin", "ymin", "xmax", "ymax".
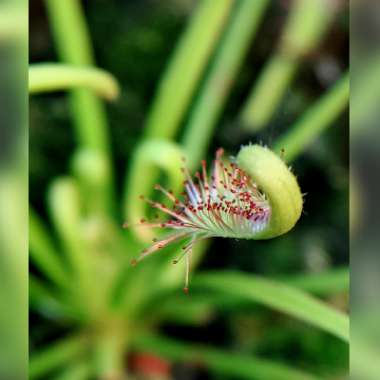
[
  {"xmin": 127, "ymin": 145, "xmax": 303, "ymax": 292},
  {"xmin": 30, "ymin": 1, "xmax": 349, "ymax": 379}
]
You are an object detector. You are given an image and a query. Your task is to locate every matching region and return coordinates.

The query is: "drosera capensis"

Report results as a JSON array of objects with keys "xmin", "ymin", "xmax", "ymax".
[{"xmin": 124, "ymin": 144, "xmax": 303, "ymax": 292}]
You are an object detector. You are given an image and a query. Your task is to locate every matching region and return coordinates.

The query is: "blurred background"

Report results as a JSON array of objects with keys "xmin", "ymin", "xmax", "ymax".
[
  {"xmin": 0, "ymin": 0, "xmax": 27, "ymax": 379},
  {"xmin": 28, "ymin": 0, "xmax": 350, "ymax": 379},
  {"xmin": 351, "ymin": 1, "xmax": 380, "ymax": 379}
]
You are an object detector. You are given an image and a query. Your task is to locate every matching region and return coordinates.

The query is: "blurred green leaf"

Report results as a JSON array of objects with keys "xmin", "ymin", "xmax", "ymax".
[
  {"xmin": 145, "ymin": 0, "xmax": 234, "ymax": 140},
  {"xmin": 133, "ymin": 333, "xmax": 322, "ymax": 380},
  {"xmin": 30, "ymin": 335, "xmax": 88, "ymax": 380},
  {"xmin": 51, "ymin": 361, "xmax": 91, "ymax": 380},
  {"xmin": 273, "ymin": 73, "xmax": 349, "ymax": 161},
  {"xmin": 45, "ymin": 0, "xmax": 114, "ymax": 203},
  {"xmin": 240, "ymin": 0, "xmax": 338, "ymax": 130},
  {"xmin": 29, "ymin": 63, "xmax": 120, "ymax": 100},
  {"xmin": 47, "ymin": 178, "xmax": 88, "ymax": 279},
  {"xmin": 182, "ymin": 0, "xmax": 269, "ymax": 168},
  {"xmin": 193, "ymin": 271, "xmax": 349, "ymax": 342},
  {"xmin": 280, "ymin": 267, "xmax": 349, "ymax": 296},
  {"xmin": 151, "ymin": 267, "xmax": 349, "ymax": 326},
  {"xmin": 29, "ymin": 276, "xmax": 68, "ymax": 318},
  {"xmin": 30, "ymin": 208, "xmax": 71, "ymax": 288}
]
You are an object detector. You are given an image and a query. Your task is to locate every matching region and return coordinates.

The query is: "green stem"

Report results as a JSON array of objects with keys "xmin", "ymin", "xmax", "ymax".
[
  {"xmin": 30, "ymin": 335, "xmax": 88, "ymax": 379},
  {"xmin": 240, "ymin": 0, "xmax": 337, "ymax": 131},
  {"xmin": 273, "ymin": 73, "xmax": 349, "ymax": 161},
  {"xmin": 240, "ymin": 56, "xmax": 297, "ymax": 130},
  {"xmin": 93, "ymin": 325, "xmax": 127, "ymax": 380},
  {"xmin": 182, "ymin": 0, "xmax": 269, "ymax": 169},
  {"xmin": 133, "ymin": 333, "xmax": 322, "ymax": 380},
  {"xmin": 29, "ymin": 63, "xmax": 119, "ymax": 100},
  {"xmin": 145, "ymin": 0, "xmax": 233, "ymax": 139},
  {"xmin": 45, "ymin": 0, "xmax": 110, "ymax": 152},
  {"xmin": 45, "ymin": 0, "xmax": 114, "ymax": 211}
]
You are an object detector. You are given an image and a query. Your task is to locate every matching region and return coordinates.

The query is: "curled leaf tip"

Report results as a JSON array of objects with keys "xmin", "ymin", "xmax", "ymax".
[
  {"xmin": 236, "ymin": 144, "xmax": 303, "ymax": 238},
  {"xmin": 125, "ymin": 145, "xmax": 303, "ymax": 289}
]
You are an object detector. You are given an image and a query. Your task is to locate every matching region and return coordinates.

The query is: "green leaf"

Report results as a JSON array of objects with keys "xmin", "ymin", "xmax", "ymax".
[
  {"xmin": 240, "ymin": 0, "xmax": 337, "ymax": 131},
  {"xmin": 182, "ymin": 0, "xmax": 269, "ymax": 168},
  {"xmin": 280, "ymin": 267, "xmax": 349, "ymax": 295},
  {"xmin": 45, "ymin": 0, "xmax": 113, "ymax": 173},
  {"xmin": 29, "ymin": 63, "xmax": 119, "ymax": 100},
  {"xmin": 51, "ymin": 361, "xmax": 91, "ymax": 380},
  {"xmin": 29, "ymin": 208, "xmax": 71, "ymax": 288},
  {"xmin": 147, "ymin": 267, "xmax": 349, "ymax": 328},
  {"xmin": 29, "ymin": 276, "xmax": 67, "ymax": 317},
  {"xmin": 192, "ymin": 271, "xmax": 349, "ymax": 342},
  {"xmin": 273, "ymin": 73, "xmax": 349, "ymax": 161},
  {"xmin": 30, "ymin": 335, "xmax": 87, "ymax": 379},
  {"xmin": 145, "ymin": 0, "xmax": 234, "ymax": 140},
  {"xmin": 133, "ymin": 333, "xmax": 322, "ymax": 380}
]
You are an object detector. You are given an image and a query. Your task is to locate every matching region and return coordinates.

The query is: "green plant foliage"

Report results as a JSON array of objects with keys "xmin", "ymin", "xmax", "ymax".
[
  {"xmin": 29, "ymin": 0, "xmax": 349, "ymax": 378},
  {"xmin": 133, "ymin": 333, "xmax": 322, "ymax": 380},
  {"xmin": 29, "ymin": 64, "xmax": 120, "ymax": 100},
  {"xmin": 192, "ymin": 271, "xmax": 349, "ymax": 342}
]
